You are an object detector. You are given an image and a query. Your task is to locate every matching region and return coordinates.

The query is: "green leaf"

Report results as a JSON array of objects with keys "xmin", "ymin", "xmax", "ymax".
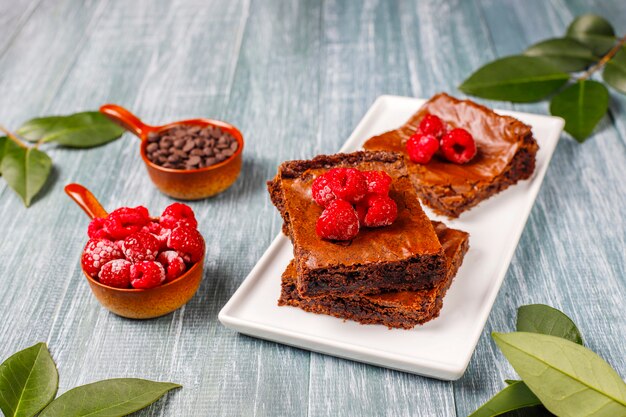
[
  {"xmin": 566, "ymin": 14, "xmax": 616, "ymax": 56},
  {"xmin": 517, "ymin": 304, "xmax": 583, "ymax": 345},
  {"xmin": 493, "ymin": 332, "xmax": 626, "ymax": 417},
  {"xmin": 505, "ymin": 379, "xmax": 521, "ymax": 385},
  {"xmin": 524, "ymin": 38, "xmax": 598, "ymax": 72},
  {"xmin": 0, "ymin": 140, "xmax": 53, "ymax": 206},
  {"xmin": 459, "ymin": 56, "xmax": 569, "ymax": 102},
  {"xmin": 17, "ymin": 112, "xmax": 124, "ymax": 148},
  {"xmin": 0, "ymin": 343, "xmax": 58, "ymax": 417},
  {"xmin": 603, "ymin": 47, "xmax": 626, "ymax": 94},
  {"xmin": 39, "ymin": 378, "xmax": 181, "ymax": 417},
  {"xmin": 550, "ymin": 80, "xmax": 609, "ymax": 142},
  {"xmin": 469, "ymin": 381, "xmax": 543, "ymax": 417},
  {"xmin": 0, "ymin": 136, "xmax": 6, "ymax": 175}
]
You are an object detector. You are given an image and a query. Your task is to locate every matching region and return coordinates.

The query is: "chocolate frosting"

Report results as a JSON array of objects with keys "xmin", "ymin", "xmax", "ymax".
[
  {"xmin": 279, "ymin": 154, "xmax": 443, "ymax": 269},
  {"xmin": 364, "ymin": 93, "xmax": 534, "ymax": 187}
]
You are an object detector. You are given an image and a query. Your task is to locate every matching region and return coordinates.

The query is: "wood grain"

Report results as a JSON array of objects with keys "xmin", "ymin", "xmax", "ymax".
[{"xmin": 0, "ymin": 0, "xmax": 623, "ymax": 416}]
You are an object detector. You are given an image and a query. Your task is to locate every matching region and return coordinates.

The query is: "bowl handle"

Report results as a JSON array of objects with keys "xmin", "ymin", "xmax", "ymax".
[
  {"xmin": 99, "ymin": 104, "xmax": 151, "ymax": 139},
  {"xmin": 65, "ymin": 183, "xmax": 108, "ymax": 219}
]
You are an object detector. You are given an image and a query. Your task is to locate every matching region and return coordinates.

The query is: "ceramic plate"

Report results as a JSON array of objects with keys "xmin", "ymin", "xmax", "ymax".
[{"xmin": 219, "ymin": 95, "xmax": 564, "ymax": 380}]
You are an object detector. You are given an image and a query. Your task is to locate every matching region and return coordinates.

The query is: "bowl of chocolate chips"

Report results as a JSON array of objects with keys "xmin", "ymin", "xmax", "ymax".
[{"xmin": 100, "ymin": 104, "xmax": 243, "ymax": 200}]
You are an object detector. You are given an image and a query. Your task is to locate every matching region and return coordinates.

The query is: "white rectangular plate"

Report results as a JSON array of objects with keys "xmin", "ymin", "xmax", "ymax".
[{"xmin": 219, "ymin": 95, "xmax": 564, "ymax": 380}]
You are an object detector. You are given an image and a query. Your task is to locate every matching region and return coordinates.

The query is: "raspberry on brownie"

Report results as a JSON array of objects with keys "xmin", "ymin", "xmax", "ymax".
[
  {"xmin": 267, "ymin": 151, "xmax": 447, "ymax": 298},
  {"xmin": 364, "ymin": 93, "xmax": 539, "ymax": 218}
]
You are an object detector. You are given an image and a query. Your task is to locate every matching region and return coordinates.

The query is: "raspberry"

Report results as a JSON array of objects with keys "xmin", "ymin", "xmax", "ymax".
[
  {"xmin": 312, "ymin": 168, "xmax": 367, "ymax": 206},
  {"xmin": 99, "ymin": 259, "xmax": 131, "ymax": 289},
  {"xmin": 81, "ymin": 239, "xmax": 124, "ymax": 278},
  {"xmin": 157, "ymin": 251, "xmax": 187, "ymax": 282},
  {"xmin": 160, "ymin": 203, "xmax": 198, "ymax": 229},
  {"xmin": 315, "ymin": 200, "xmax": 359, "ymax": 241},
  {"xmin": 440, "ymin": 128, "xmax": 477, "ymax": 164},
  {"xmin": 419, "ymin": 114, "xmax": 445, "ymax": 138},
  {"xmin": 130, "ymin": 261, "xmax": 165, "ymax": 289},
  {"xmin": 406, "ymin": 133, "xmax": 439, "ymax": 164},
  {"xmin": 356, "ymin": 194, "xmax": 398, "ymax": 227},
  {"xmin": 142, "ymin": 221, "xmax": 170, "ymax": 250},
  {"xmin": 104, "ymin": 206, "xmax": 150, "ymax": 240},
  {"xmin": 362, "ymin": 171, "xmax": 392, "ymax": 196},
  {"xmin": 87, "ymin": 217, "xmax": 110, "ymax": 240},
  {"xmin": 167, "ymin": 226, "xmax": 205, "ymax": 263},
  {"xmin": 311, "ymin": 174, "xmax": 337, "ymax": 206},
  {"xmin": 122, "ymin": 231, "xmax": 160, "ymax": 262}
]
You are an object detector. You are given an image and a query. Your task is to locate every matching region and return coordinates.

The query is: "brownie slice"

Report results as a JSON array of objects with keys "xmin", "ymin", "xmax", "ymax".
[
  {"xmin": 279, "ymin": 221, "xmax": 469, "ymax": 329},
  {"xmin": 364, "ymin": 93, "xmax": 539, "ymax": 218},
  {"xmin": 268, "ymin": 151, "xmax": 447, "ymax": 298}
]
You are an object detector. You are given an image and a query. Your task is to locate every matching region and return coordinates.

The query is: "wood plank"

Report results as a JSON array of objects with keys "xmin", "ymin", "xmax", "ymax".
[
  {"xmin": 307, "ymin": 1, "xmax": 454, "ymax": 416},
  {"xmin": 205, "ymin": 0, "xmax": 326, "ymax": 415},
  {"xmin": 454, "ymin": 1, "xmax": 626, "ymax": 415},
  {"xmin": 0, "ymin": 0, "xmax": 43, "ymax": 58}
]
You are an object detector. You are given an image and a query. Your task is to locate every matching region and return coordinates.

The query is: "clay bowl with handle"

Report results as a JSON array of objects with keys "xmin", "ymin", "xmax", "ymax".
[
  {"xmin": 99, "ymin": 104, "xmax": 244, "ymax": 200},
  {"xmin": 65, "ymin": 183, "xmax": 204, "ymax": 319}
]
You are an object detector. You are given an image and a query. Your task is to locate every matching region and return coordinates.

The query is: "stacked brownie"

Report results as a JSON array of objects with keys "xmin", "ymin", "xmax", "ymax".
[{"xmin": 268, "ymin": 151, "xmax": 469, "ymax": 329}]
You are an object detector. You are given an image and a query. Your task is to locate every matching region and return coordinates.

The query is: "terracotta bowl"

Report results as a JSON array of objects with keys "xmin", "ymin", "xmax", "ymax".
[
  {"xmin": 65, "ymin": 183, "xmax": 204, "ymax": 319},
  {"xmin": 99, "ymin": 104, "xmax": 244, "ymax": 200}
]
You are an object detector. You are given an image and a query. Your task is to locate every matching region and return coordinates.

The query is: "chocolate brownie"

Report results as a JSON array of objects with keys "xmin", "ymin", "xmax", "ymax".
[
  {"xmin": 364, "ymin": 93, "xmax": 539, "ymax": 218},
  {"xmin": 279, "ymin": 221, "xmax": 469, "ymax": 329},
  {"xmin": 267, "ymin": 151, "xmax": 447, "ymax": 298}
]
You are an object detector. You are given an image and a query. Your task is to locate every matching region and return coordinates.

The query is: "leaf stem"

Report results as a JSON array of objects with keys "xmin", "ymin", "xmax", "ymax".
[
  {"xmin": 578, "ymin": 34, "xmax": 626, "ymax": 80},
  {"xmin": 0, "ymin": 124, "xmax": 28, "ymax": 149}
]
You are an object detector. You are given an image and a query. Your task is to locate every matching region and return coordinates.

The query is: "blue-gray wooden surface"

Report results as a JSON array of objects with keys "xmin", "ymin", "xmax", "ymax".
[{"xmin": 0, "ymin": 0, "xmax": 624, "ymax": 416}]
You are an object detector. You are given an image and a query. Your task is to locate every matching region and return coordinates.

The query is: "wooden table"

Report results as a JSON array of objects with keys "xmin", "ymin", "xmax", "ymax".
[{"xmin": 1, "ymin": 0, "xmax": 624, "ymax": 415}]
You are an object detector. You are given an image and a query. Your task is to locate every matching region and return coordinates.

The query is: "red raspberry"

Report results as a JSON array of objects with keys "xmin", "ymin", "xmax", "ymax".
[
  {"xmin": 315, "ymin": 200, "xmax": 359, "ymax": 241},
  {"xmin": 130, "ymin": 261, "xmax": 165, "ymax": 289},
  {"xmin": 104, "ymin": 206, "xmax": 150, "ymax": 240},
  {"xmin": 160, "ymin": 203, "xmax": 198, "ymax": 229},
  {"xmin": 406, "ymin": 133, "xmax": 439, "ymax": 164},
  {"xmin": 312, "ymin": 168, "xmax": 367, "ymax": 206},
  {"xmin": 157, "ymin": 251, "xmax": 187, "ymax": 282},
  {"xmin": 142, "ymin": 221, "xmax": 170, "ymax": 250},
  {"xmin": 362, "ymin": 171, "xmax": 392, "ymax": 196},
  {"xmin": 87, "ymin": 217, "xmax": 110, "ymax": 240},
  {"xmin": 311, "ymin": 174, "xmax": 337, "ymax": 206},
  {"xmin": 122, "ymin": 231, "xmax": 160, "ymax": 262},
  {"xmin": 167, "ymin": 226, "xmax": 205, "ymax": 264},
  {"xmin": 81, "ymin": 239, "xmax": 124, "ymax": 278},
  {"xmin": 98, "ymin": 259, "xmax": 131, "ymax": 289},
  {"xmin": 356, "ymin": 195, "xmax": 398, "ymax": 227},
  {"xmin": 419, "ymin": 114, "xmax": 445, "ymax": 138},
  {"xmin": 440, "ymin": 128, "xmax": 477, "ymax": 164}
]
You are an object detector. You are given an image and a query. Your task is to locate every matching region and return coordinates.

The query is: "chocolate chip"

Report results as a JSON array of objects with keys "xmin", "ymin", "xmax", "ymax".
[
  {"xmin": 230, "ymin": 141, "xmax": 239, "ymax": 151},
  {"xmin": 222, "ymin": 149, "xmax": 234, "ymax": 157},
  {"xmin": 187, "ymin": 155, "xmax": 201, "ymax": 165},
  {"xmin": 147, "ymin": 143, "xmax": 158, "ymax": 153},
  {"xmin": 205, "ymin": 157, "xmax": 216, "ymax": 166},
  {"xmin": 174, "ymin": 139, "xmax": 185, "ymax": 149},
  {"xmin": 190, "ymin": 148, "xmax": 204, "ymax": 156},
  {"xmin": 147, "ymin": 132, "xmax": 159, "ymax": 142},
  {"xmin": 182, "ymin": 141, "xmax": 195, "ymax": 152}
]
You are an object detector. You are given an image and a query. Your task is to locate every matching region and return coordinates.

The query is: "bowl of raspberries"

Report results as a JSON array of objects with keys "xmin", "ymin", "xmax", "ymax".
[{"xmin": 66, "ymin": 183, "xmax": 205, "ymax": 319}]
